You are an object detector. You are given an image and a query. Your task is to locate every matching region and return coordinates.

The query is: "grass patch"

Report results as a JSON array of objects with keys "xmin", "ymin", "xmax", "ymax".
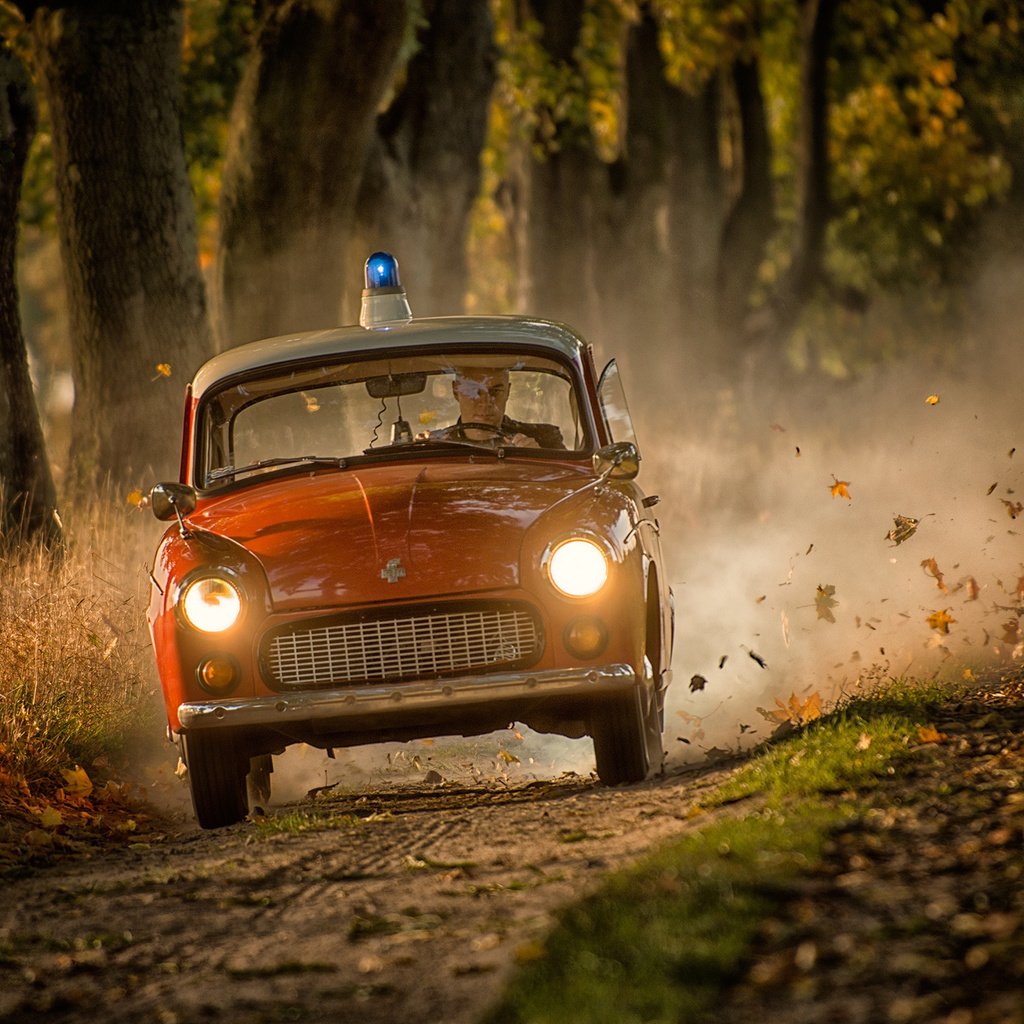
[
  {"xmin": 251, "ymin": 809, "xmax": 361, "ymax": 836},
  {"xmin": 483, "ymin": 680, "xmax": 952, "ymax": 1024},
  {"xmin": 0, "ymin": 501, "xmax": 161, "ymax": 792}
]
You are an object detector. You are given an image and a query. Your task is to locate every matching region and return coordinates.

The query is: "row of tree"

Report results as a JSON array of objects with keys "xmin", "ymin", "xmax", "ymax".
[{"xmin": 2, "ymin": 0, "xmax": 1023, "ymax": 549}]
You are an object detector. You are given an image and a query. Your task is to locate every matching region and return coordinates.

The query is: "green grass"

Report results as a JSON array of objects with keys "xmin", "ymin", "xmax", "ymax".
[{"xmin": 482, "ymin": 681, "xmax": 951, "ymax": 1024}]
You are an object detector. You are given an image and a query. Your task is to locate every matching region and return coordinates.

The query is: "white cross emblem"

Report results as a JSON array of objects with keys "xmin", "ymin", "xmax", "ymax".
[{"xmin": 380, "ymin": 557, "xmax": 406, "ymax": 584}]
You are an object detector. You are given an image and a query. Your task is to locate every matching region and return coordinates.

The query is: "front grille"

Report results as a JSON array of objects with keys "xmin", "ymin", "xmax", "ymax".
[{"xmin": 262, "ymin": 601, "xmax": 542, "ymax": 691}]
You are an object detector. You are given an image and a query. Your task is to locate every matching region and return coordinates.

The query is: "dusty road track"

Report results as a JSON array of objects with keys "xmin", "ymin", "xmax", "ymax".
[{"xmin": 0, "ymin": 760, "xmax": 734, "ymax": 1024}]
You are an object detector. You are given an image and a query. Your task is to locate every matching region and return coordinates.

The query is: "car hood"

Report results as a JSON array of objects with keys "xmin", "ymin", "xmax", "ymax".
[{"xmin": 188, "ymin": 460, "xmax": 593, "ymax": 610}]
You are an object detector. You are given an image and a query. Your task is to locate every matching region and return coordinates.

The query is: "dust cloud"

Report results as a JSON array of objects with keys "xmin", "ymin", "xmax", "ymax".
[{"xmin": 636, "ymin": 272, "xmax": 1024, "ymax": 762}]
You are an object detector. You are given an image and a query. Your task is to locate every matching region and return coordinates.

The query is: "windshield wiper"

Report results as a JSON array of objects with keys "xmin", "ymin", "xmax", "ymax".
[
  {"xmin": 207, "ymin": 455, "xmax": 345, "ymax": 483},
  {"xmin": 362, "ymin": 439, "xmax": 503, "ymax": 457}
]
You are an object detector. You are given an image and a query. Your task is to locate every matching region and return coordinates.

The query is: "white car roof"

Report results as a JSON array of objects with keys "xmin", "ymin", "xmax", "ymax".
[{"xmin": 191, "ymin": 316, "xmax": 589, "ymax": 401}]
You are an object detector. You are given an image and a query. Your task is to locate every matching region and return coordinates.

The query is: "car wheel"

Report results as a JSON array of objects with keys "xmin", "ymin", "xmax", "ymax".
[
  {"xmin": 642, "ymin": 655, "xmax": 665, "ymax": 775},
  {"xmin": 247, "ymin": 753, "xmax": 273, "ymax": 808},
  {"xmin": 591, "ymin": 686, "xmax": 650, "ymax": 785},
  {"xmin": 182, "ymin": 731, "xmax": 248, "ymax": 829}
]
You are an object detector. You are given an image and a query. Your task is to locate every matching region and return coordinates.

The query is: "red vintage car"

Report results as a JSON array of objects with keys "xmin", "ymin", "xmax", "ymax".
[{"xmin": 148, "ymin": 253, "xmax": 673, "ymax": 828}]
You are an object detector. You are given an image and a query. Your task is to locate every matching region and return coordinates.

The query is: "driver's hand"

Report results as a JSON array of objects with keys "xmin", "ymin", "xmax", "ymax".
[{"xmin": 509, "ymin": 432, "xmax": 539, "ymax": 448}]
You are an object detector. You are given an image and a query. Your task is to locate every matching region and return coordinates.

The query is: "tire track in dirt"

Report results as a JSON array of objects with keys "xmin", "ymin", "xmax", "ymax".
[{"xmin": 0, "ymin": 760, "xmax": 735, "ymax": 1024}]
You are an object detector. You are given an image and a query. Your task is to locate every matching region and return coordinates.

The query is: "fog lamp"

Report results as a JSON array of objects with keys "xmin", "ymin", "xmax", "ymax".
[
  {"xmin": 563, "ymin": 616, "xmax": 608, "ymax": 659},
  {"xmin": 197, "ymin": 655, "xmax": 240, "ymax": 694}
]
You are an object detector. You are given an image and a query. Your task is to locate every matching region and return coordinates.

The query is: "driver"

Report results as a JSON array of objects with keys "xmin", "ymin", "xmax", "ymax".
[{"xmin": 434, "ymin": 367, "xmax": 565, "ymax": 449}]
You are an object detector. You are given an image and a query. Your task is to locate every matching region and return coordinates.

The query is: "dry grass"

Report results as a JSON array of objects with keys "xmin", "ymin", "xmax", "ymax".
[{"xmin": 0, "ymin": 500, "xmax": 161, "ymax": 790}]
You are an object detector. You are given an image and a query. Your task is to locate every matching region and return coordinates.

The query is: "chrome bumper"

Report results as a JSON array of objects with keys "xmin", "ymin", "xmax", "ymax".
[{"xmin": 178, "ymin": 663, "xmax": 638, "ymax": 731}]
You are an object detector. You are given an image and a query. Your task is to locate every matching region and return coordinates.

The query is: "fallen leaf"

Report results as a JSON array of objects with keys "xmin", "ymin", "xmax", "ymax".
[
  {"xmin": 496, "ymin": 749, "xmax": 520, "ymax": 765},
  {"xmin": 61, "ymin": 766, "xmax": 93, "ymax": 798},
  {"xmin": 829, "ymin": 476, "xmax": 852, "ymax": 500},
  {"xmin": 926, "ymin": 608, "xmax": 956, "ymax": 634},
  {"xmin": 689, "ymin": 674, "xmax": 708, "ymax": 692},
  {"xmin": 856, "ymin": 733, "xmax": 872, "ymax": 750},
  {"xmin": 885, "ymin": 514, "xmax": 919, "ymax": 546},
  {"xmin": 917, "ymin": 724, "xmax": 946, "ymax": 744},
  {"xmin": 815, "ymin": 584, "xmax": 838, "ymax": 623},
  {"xmin": 38, "ymin": 806, "xmax": 63, "ymax": 829}
]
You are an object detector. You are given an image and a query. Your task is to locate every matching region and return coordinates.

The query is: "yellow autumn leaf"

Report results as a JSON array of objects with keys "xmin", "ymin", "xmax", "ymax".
[
  {"xmin": 815, "ymin": 584, "xmax": 838, "ymax": 623},
  {"xmin": 925, "ymin": 394, "xmax": 940, "ymax": 405},
  {"xmin": 829, "ymin": 476, "xmax": 852, "ymax": 500},
  {"xmin": 418, "ymin": 410, "xmax": 438, "ymax": 426},
  {"xmin": 920, "ymin": 557, "xmax": 948, "ymax": 593},
  {"xmin": 155, "ymin": 363, "xmax": 172, "ymax": 378},
  {"xmin": 125, "ymin": 488, "xmax": 143, "ymax": 507},
  {"xmin": 39, "ymin": 806, "xmax": 63, "ymax": 829},
  {"xmin": 916, "ymin": 724, "xmax": 945, "ymax": 744},
  {"xmin": 62, "ymin": 765, "xmax": 93, "ymax": 797},
  {"xmin": 926, "ymin": 608, "xmax": 956, "ymax": 634}
]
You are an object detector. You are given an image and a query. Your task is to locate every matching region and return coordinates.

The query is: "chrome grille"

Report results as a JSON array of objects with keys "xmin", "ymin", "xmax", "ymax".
[{"xmin": 264, "ymin": 604, "xmax": 541, "ymax": 690}]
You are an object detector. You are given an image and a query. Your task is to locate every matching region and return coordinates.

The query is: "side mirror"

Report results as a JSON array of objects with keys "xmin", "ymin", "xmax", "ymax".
[
  {"xmin": 150, "ymin": 482, "xmax": 197, "ymax": 522},
  {"xmin": 593, "ymin": 441, "xmax": 640, "ymax": 481}
]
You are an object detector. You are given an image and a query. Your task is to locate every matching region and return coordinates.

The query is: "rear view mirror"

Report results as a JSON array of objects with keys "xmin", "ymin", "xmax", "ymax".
[
  {"xmin": 593, "ymin": 441, "xmax": 640, "ymax": 480},
  {"xmin": 150, "ymin": 482, "xmax": 197, "ymax": 522},
  {"xmin": 365, "ymin": 372, "xmax": 427, "ymax": 399}
]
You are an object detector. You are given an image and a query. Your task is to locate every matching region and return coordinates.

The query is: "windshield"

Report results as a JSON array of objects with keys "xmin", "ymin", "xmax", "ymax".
[{"xmin": 196, "ymin": 350, "xmax": 590, "ymax": 488}]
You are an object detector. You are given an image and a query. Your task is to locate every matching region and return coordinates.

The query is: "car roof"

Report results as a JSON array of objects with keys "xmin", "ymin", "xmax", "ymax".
[{"xmin": 191, "ymin": 316, "xmax": 589, "ymax": 401}]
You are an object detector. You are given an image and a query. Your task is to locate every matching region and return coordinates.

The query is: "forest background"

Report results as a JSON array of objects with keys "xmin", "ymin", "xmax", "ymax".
[{"xmin": 1, "ymin": 0, "xmax": 1023, "ymax": 777}]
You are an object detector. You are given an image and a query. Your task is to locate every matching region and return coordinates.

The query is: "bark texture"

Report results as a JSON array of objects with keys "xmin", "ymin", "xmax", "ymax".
[
  {"xmin": 217, "ymin": 0, "xmax": 410, "ymax": 345},
  {"xmin": 0, "ymin": 40, "xmax": 61, "ymax": 549},
  {"xmin": 27, "ymin": 0, "xmax": 213, "ymax": 486},
  {"xmin": 347, "ymin": 0, "xmax": 496, "ymax": 321}
]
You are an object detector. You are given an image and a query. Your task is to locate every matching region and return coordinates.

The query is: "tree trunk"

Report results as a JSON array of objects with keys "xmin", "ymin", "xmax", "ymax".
[
  {"xmin": 752, "ymin": 0, "xmax": 836, "ymax": 352},
  {"xmin": 522, "ymin": 0, "xmax": 604, "ymax": 341},
  {"xmin": 717, "ymin": 54, "xmax": 775, "ymax": 351},
  {"xmin": 217, "ymin": 0, "xmax": 409, "ymax": 345},
  {"xmin": 0, "ymin": 40, "xmax": 61, "ymax": 549},
  {"xmin": 346, "ymin": 0, "xmax": 496, "ymax": 322},
  {"xmin": 25, "ymin": 0, "xmax": 213, "ymax": 487}
]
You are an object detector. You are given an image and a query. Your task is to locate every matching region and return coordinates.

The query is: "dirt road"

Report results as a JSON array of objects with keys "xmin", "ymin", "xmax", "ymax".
[{"xmin": 0, "ymin": 750, "xmax": 734, "ymax": 1024}]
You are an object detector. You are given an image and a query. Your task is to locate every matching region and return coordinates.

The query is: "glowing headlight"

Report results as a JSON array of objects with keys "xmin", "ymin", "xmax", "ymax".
[
  {"xmin": 547, "ymin": 538, "xmax": 609, "ymax": 598},
  {"xmin": 179, "ymin": 576, "xmax": 242, "ymax": 633}
]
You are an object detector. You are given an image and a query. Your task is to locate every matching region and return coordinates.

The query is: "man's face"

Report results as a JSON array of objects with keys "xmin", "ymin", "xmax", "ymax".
[{"xmin": 452, "ymin": 369, "xmax": 510, "ymax": 426}]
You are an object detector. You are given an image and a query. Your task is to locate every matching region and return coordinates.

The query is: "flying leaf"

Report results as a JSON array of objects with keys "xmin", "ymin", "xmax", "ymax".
[
  {"xmin": 689, "ymin": 674, "xmax": 708, "ymax": 692},
  {"xmin": 987, "ymin": 483, "xmax": 999, "ymax": 496},
  {"xmin": 885, "ymin": 514, "xmax": 919, "ymax": 546},
  {"xmin": 303, "ymin": 394, "xmax": 321, "ymax": 413},
  {"xmin": 962, "ymin": 576, "xmax": 980, "ymax": 601},
  {"xmin": 829, "ymin": 476, "xmax": 852, "ymax": 500},
  {"xmin": 1002, "ymin": 500, "xmax": 1024, "ymax": 520},
  {"xmin": 920, "ymin": 557, "xmax": 948, "ymax": 593},
  {"xmin": 747, "ymin": 649, "xmax": 768, "ymax": 669},
  {"xmin": 926, "ymin": 608, "xmax": 956, "ymax": 634},
  {"xmin": 925, "ymin": 394, "xmax": 940, "ymax": 405},
  {"xmin": 125, "ymin": 488, "xmax": 143, "ymax": 508},
  {"xmin": 418, "ymin": 410, "xmax": 438, "ymax": 426},
  {"xmin": 815, "ymin": 584, "xmax": 838, "ymax": 623},
  {"xmin": 150, "ymin": 363, "xmax": 172, "ymax": 381},
  {"xmin": 1001, "ymin": 618, "xmax": 1021, "ymax": 644}
]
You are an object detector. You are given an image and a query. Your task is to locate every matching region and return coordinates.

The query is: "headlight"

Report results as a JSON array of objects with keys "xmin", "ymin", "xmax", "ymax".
[
  {"xmin": 179, "ymin": 576, "xmax": 242, "ymax": 632},
  {"xmin": 547, "ymin": 538, "xmax": 609, "ymax": 598}
]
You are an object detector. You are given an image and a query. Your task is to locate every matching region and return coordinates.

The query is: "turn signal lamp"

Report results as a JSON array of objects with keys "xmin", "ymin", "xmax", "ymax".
[
  {"xmin": 360, "ymin": 251, "xmax": 413, "ymax": 328},
  {"xmin": 197, "ymin": 656, "xmax": 240, "ymax": 694}
]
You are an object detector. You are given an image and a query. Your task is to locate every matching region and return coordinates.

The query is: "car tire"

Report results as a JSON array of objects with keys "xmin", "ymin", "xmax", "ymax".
[
  {"xmin": 182, "ymin": 731, "xmax": 248, "ymax": 829},
  {"xmin": 591, "ymin": 686, "xmax": 650, "ymax": 785},
  {"xmin": 247, "ymin": 754, "xmax": 273, "ymax": 808}
]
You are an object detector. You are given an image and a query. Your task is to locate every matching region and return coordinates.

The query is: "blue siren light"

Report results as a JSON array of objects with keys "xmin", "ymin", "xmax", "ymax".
[
  {"xmin": 360, "ymin": 250, "xmax": 412, "ymax": 328},
  {"xmin": 365, "ymin": 251, "xmax": 400, "ymax": 290}
]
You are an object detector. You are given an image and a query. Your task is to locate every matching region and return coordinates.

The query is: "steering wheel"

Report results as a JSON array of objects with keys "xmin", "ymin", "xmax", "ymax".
[{"xmin": 452, "ymin": 421, "xmax": 515, "ymax": 441}]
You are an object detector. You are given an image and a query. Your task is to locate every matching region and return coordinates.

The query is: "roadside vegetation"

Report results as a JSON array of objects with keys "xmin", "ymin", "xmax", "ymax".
[
  {"xmin": 0, "ymin": 497, "xmax": 162, "ymax": 852},
  {"xmin": 483, "ymin": 683, "xmax": 966, "ymax": 1024}
]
